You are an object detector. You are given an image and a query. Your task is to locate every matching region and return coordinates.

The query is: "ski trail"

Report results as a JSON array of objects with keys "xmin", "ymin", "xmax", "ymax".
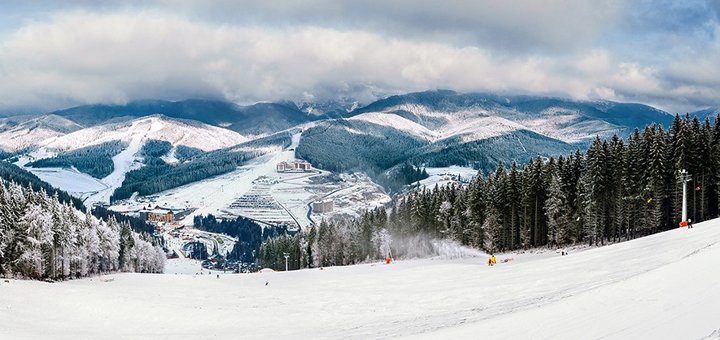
[
  {"xmin": 517, "ymin": 137, "xmax": 527, "ymax": 152},
  {"xmin": 84, "ymin": 120, "xmax": 152, "ymax": 206}
]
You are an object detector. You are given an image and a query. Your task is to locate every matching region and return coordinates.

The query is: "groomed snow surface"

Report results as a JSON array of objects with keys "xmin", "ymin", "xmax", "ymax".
[{"xmin": 2, "ymin": 219, "xmax": 720, "ymax": 339}]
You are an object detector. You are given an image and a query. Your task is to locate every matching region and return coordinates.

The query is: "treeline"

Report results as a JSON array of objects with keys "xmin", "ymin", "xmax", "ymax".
[
  {"xmin": 238, "ymin": 130, "xmax": 293, "ymax": 150},
  {"xmin": 1, "ymin": 161, "xmax": 153, "ymax": 235},
  {"xmin": 92, "ymin": 205, "xmax": 156, "ymax": 234},
  {"xmin": 27, "ymin": 141, "xmax": 126, "ymax": 178},
  {"xmin": 137, "ymin": 139, "xmax": 201, "ymax": 162},
  {"xmin": 193, "ymin": 214, "xmax": 290, "ymax": 263},
  {"xmin": 0, "ymin": 181, "xmax": 165, "ymax": 280},
  {"xmin": 260, "ymin": 114, "xmax": 720, "ymax": 268},
  {"xmin": 258, "ymin": 216, "xmax": 391, "ymax": 270}
]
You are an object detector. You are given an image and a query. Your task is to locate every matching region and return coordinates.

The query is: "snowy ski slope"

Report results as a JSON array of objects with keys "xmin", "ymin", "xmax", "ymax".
[
  {"xmin": 1, "ymin": 219, "xmax": 720, "ymax": 339},
  {"xmin": 20, "ymin": 115, "xmax": 249, "ymax": 206}
]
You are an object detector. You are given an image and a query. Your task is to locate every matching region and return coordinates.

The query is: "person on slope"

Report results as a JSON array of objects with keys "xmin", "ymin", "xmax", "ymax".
[{"xmin": 488, "ymin": 254, "xmax": 497, "ymax": 266}]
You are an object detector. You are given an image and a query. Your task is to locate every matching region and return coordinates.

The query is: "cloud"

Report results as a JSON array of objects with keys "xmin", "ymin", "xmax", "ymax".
[
  {"xmin": 155, "ymin": 0, "xmax": 625, "ymax": 53},
  {"xmin": 0, "ymin": 4, "xmax": 718, "ymax": 113}
]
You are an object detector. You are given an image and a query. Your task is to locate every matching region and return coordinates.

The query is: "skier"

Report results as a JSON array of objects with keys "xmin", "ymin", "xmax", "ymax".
[
  {"xmin": 488, "ymin": 254, "xmax": 497, "ymax": 266},
  {"xmin": 688, "ymin": 219, "xmax": 693, "ymax": 229}
]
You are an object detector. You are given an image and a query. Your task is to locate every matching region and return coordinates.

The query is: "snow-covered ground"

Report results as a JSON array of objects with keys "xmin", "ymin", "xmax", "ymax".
[
  {"xmin": 0, "ymin": 114, "xmax": 82, "ymax": 152},
  {"xmin": 43, "ymin": 115, "xmax": 247, "ymax": 152},
  {"xmin": 112, "ymin": 133, "xmax": 305, "ymax": 225},
  {"xmin": 0, "ymin": 126, "xmax": 63, "ymax": 152},
  {"xmin": 418, "ymin": 166, "xmax": 479, "ymax": 189},
  {"xmin": 350, "ymin": 111, "xmax": 524, "ymax": 143},
  {"xmin": 3, "ymin": 219, "xmax": 720, "ymax": 339},
  {"xmin": 164, "ymin": 258, "xmax": 204, "ymax": 275},
  {"xmin": 350, "ymin": 104, "xmax": 626, "ymax": 145},
  {"xmin": 308, "ymin": 172, "xmax": 390, "ymax": 221},
  {"xmin": 84, "ymin": 128, "xmax": 146, "ymax": 205},
  {"xmin": 112, "ymin": 132, "xmax": 390, "ymax": 228},
  {"xmin": 18, "ymin": 115, "xmax": 250, "ymax": 206},
  {"xmin": 26, "ymin": 167, "xmax": 107, "ymax": 199}
]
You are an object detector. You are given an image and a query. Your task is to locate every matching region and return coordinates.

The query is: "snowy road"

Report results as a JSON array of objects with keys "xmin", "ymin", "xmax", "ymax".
[{"xmin": 2, "ymin": 219, "xmax": 720, "ymax": 339}]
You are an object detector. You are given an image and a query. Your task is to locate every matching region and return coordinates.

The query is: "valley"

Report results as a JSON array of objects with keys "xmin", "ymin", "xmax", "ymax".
[
  {"xmin": 0, "ymin": 91, "xmax": 681, "ymax": 241},
  {"xmin": 107, "ymin": 132, "xmax": 390, "ymax": 229}
]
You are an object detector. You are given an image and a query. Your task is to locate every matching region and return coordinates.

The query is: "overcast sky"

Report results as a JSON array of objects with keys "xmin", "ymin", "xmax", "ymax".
[{"xmin": 0, "ymin": 0, "xmax": 718, "ymax": 113}]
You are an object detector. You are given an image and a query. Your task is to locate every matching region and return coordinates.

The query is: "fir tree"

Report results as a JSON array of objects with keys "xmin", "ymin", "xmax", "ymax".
[{"xmin": 545, "ymin": 173, "xmax": 569, "ymax": 247}]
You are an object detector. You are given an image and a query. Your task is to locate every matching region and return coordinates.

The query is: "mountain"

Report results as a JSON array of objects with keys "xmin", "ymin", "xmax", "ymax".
[
  {"xmin": 7, "ymin": 90, "xmax": 685, "ymax": 199},
  {"xmin": 41, "ymin": 114, "xmax": 247, "ymax": 153},
  {"xmin": 298, "ymin": 98, "xmax": 361, "ymax": 118},
  {"xmin": 19, "ymin": 115, "xmax": 251, "ymax": 203},
  {"xmin": 295, "ymin": 90, "xmax": 677, "ymax": 189},
  {"xmin": 349, "ymin": 90, "xmax": 674, "ymax": 145},
  {"xmin": 296, "ymin": 119, "xmax": 428, "ymax": 173},
  {"xmin": 0, "ymin": 114, "xmax": 83, "ymax": 152},
  {"xmin": 408, "ymin": 129, "xmax": 575, "ymax": 169},
  {"xmin": 296, "ymin": 117, "xmax": 574, "ymax": 192},
  {"xmin": 51, "ymin": 99, "xmax": 320, "ymax": 135},
  {"xmin": 691, "ymin": 107, "xmax": 720, "ymax": 121}
]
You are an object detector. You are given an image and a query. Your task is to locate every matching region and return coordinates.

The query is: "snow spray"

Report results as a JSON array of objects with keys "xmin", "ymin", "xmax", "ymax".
[{"xmin": 389, "ymin": 234, "xmax": 487, "ymax": 259}]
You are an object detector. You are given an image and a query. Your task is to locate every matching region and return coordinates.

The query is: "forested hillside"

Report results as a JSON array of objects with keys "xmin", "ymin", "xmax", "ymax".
[
  {"xmin": 296, "ymin": 120, "xmax": 427, "ymax": 173},
  {"xmin": 261, "ymin": 114, "xmax": 720, "ymax": 268},
  {"xmin": 27, "ymin": 141, "xmax": 127, "ymax": 178},
  {"xmin": 409, "ymin": 130, "xmax": 575, "ymax": 169},
  {"xmin": 297, "ymin": 118, "xmax": 574, "ymax": 193}
]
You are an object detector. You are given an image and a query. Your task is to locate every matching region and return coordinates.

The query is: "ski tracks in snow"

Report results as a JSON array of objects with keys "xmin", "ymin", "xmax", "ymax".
[{"xmin": 328, "ymin": 226, "xmax": 720, "ymax": 339}]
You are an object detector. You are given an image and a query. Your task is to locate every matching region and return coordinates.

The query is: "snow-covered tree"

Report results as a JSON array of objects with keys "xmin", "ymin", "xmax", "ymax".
[
  {"xmin": 545, "ymin": 173, "xmax": 569, "ymax": 247},
  {"xmin": 0, "ymin": 181, "xmax": 163, "ymax": 280},
  {"xmin": 16, "ymin": 204, "xmax": 53, "ymax": 278}
]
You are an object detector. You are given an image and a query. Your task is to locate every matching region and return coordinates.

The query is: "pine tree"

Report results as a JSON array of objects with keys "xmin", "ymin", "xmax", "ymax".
[
  {"xmin": 507, "ymin": 162, "xmax": 522, "ymax": 249},
  {"xmin": 482, "ymin": 205, "xmax": 502, "ymax": 254},
  {"xmin": 545, "ymin": 173, "xmax": 569, "ymax": 247},
  {"xmin": 0, "ymin": 182, "xmax": 8, "ymax": 275},
  {"xmin": 582, "ymin": 137, "xmax": 607, "ymax": 245}
]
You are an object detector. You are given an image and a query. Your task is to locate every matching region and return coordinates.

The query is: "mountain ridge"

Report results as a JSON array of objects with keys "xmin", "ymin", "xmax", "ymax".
[{"xmin": 3, "ymin": 90, "xmax": 699, "ymax": 197}]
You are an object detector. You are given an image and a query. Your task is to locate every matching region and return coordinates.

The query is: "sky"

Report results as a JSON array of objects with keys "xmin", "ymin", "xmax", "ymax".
[{"xmin": 0, "ymin": 0, "xmax": 718, "ymax": 113}]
